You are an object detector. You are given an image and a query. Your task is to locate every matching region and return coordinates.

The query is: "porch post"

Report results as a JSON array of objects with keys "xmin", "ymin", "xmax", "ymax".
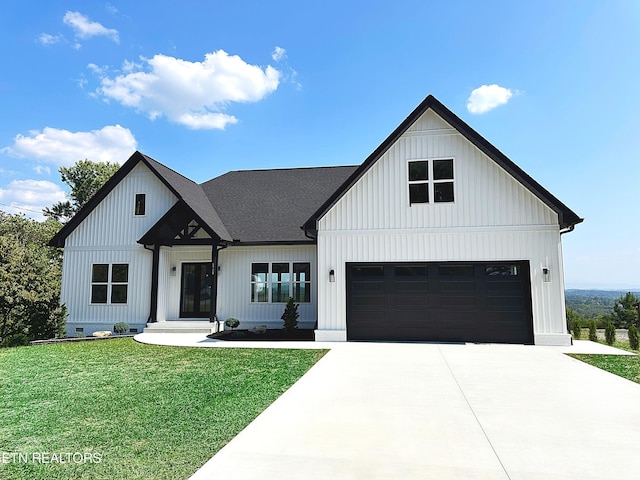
[
  {"xmin": 148, "ymin": 244, "xmax": 160, "ymax": 323},
  {"xmin": 210, "ymin": 243, "xmax": 219, "ymax": 326}
]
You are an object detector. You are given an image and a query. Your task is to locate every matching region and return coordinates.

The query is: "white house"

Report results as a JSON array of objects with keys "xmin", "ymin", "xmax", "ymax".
[{"xmin": 50, "ymin": 95, "xmax": 582, "ymax": 345}]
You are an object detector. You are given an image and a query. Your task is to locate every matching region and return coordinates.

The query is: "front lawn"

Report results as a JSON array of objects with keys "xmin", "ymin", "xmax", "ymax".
[
  {"xmin": 569, "ymin": 336, "xmax": 640, "ymax": 384},
  {"xmin": 0, "ymin": 338, "xmax": 327, "ymax": 479}
]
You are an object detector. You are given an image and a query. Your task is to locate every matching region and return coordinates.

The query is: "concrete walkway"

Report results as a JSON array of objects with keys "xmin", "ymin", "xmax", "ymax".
[{"xmin": 133, "ymin": 335, "xmax": 639, "ymax": 479}]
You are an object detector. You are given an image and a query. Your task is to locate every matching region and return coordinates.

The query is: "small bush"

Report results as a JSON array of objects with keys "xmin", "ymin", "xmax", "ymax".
[
  {"xmin": 629, "ymin": 325, "xmax": 639, "ymax": 350},
  {"xmin": 281, "ymin": 297, "xmax": 299, "ymax": 333},
  {"xmin": 605, "ymin": 322, "xmax": 616, "ymax": 346},
  {"xmin": 1, "ymin": 333, "xmax": 30, "ymax": 348},
  {"xmin": 588, "ymin": 321, "xmax": 598, "ymax": 342},
  {"xmin": 225, "ymin": 318, "xmax": 240, "ymax": 330},
  {"xmin": 571, "ymin": 319, "xmax": 582, "ymax": 340},
  {"xmin": 113, "ymin": 322, "xmax": 129, "ymax": 334}
]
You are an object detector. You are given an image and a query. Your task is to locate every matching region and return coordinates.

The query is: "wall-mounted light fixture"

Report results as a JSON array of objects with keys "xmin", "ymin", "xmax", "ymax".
[
  {"xmin": 171, "ymin": 266, "xmax": 177, "ymax": 276},
  {"xmin": 329, "ymin": 269, "xmax": 335, "ymax": 283},
  {"xmin": 542, "ymin": 267, "xmax": 550, "ymax": 283}
]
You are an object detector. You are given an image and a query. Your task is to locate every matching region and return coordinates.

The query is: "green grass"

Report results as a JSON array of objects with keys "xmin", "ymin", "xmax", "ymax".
[
  {"xmin": 0, "ymin": 338, "xmax": 327, "ymax": 479},
  {"xmin": 569, "ymin": 335, "xmax": 640, "ymax": 385}
]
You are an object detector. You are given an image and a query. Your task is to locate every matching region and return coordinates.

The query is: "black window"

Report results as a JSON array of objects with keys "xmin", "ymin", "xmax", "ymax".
[
  {"xmin": 135, "ymin": 193, "xmax": 146, "ymax": 216},
  {"xmin": 408, "ymin": 159, "xmax": 454, "ymax": 204},
  {"xmin": 91, "ymin": 263, "xmax": 129, "ymax": 304}
]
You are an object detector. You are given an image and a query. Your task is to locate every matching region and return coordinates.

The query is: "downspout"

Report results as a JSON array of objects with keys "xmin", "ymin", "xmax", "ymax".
[
  {"xmin": 210, "ymin": 241, "xmax": 228, "ymax": 331},
  {"xmin": 144, "ymin": 244, "xmax": 160, "ymax": 323}
]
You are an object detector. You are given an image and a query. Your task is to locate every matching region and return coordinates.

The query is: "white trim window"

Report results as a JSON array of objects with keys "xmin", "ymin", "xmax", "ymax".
[
  {"xmin": 91, "ymin": 263, "xmax": 129, "ymax": 304},
  {"xmin": 408, "ymin": 158, "xmax": 454, "ymax": 204},
  {"xmin": 251, "ymin": 262, "xmax": 311, "ymax": 303}
]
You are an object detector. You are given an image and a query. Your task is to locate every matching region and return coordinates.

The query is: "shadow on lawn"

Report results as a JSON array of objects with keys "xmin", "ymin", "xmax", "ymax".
[{"xmin": 207, "ymin": 329, "xmax": 315, "ymax": 342}]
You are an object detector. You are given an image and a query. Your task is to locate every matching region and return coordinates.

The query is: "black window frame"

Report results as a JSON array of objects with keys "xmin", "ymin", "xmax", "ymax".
[
  {"xmin": 408, "ymin": 158, "xmax": 455, "ymax": 205},
  {"xmin": 134, "ymin": 193, "xmax": 146, "ymax": 216},
  {"xmin": 250, "ymin": 262, "xmax": 311, "ymax": 303},
  {"xmin": 90, "ymin": 263, "xmax": 129, "ymax": 305}
]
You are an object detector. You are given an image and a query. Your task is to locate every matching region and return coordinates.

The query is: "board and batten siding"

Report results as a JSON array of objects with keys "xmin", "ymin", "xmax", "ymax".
[
  {"xmin": 153, "ymin": 245, "xmax": 317, "ymax": 328},
  {"xmin": 315, "ymin": 109, "xmax": 570, "ymax": 345},
  {"xmin": 61, "ymin": 162, "xmax": 178, "ymax": 336}
]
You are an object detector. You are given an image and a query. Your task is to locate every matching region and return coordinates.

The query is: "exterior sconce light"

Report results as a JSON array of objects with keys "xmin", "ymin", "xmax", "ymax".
[
  {"xmin": 542, "ymin": 267, "xmax": 550, "ymax": 283},
  {"xmin": 329, "ymin": 269, "xmax": 335, "ymax": 283},
  {"xmin": 170, "ymin": 266, "xmax": 177, "ymax": 276}
]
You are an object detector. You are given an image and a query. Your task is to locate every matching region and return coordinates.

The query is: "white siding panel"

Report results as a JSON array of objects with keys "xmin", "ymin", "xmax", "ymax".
[
  {"xmin": 217, "ymin": 245, "xmax": 317, "ymax": 329},
  {"xmin": 316, "ymin": 227, "xmax": 567, "ymax": 342},
  {"xmin": 66, "ymin": 162, "xmax": 177, "ymax": 247},
  {"xmin": 61, "ymin": 245, "xmax": 152, "ymax": 335},
  {"xmin": 319, "ymin": 110, "xmax": 557, "ymax": 233}
]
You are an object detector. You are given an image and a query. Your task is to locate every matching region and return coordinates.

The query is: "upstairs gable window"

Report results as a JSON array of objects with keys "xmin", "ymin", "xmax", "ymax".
[
  {"xmin": 134, "ymin": 193, "xmax": 146, "ymax": 216},
  {"xmin": 408, "ymin": 159, "xmax": 455, "ymax": 204}
]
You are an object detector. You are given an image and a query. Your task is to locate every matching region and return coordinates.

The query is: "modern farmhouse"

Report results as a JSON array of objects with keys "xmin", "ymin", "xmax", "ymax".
[{"xmin": 50, "ymin": 95, "xmax": 582, "ymax": 345}]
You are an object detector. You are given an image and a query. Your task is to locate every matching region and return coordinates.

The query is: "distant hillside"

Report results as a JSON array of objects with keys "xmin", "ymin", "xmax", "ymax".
[{"xmin": 565, "ymin": 289, "xmax": 640, "ymax": 319}]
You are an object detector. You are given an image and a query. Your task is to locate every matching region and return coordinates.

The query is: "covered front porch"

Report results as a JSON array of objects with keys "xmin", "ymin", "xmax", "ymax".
[{"xmin": 137, "ymin": 199, "xmax": 229, "ymax": 334}]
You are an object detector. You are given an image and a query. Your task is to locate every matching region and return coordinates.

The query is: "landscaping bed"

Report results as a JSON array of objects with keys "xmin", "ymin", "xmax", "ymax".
[{"xmin": 208, "ymin": 329, "xmax": 315, "ymax": 341}]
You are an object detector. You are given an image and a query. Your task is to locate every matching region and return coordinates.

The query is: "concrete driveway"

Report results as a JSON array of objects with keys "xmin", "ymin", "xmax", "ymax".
[{"xmin": 186, "ymin": 341, "xmax": 640, "ymax": 480}]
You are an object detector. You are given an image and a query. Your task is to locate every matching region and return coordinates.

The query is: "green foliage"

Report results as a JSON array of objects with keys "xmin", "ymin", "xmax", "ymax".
[
  {"xmin": 610, "ymin": 292, "xmax": 640, "ymax": 329},
  {"xmin": 588, "ymin": 320, "xmax": 598, "ymax": 342},
  {"xmin": 281, "ymin": 297, "xmax": 299, "ymax": 333},
  {"xmin": 0, "ymin": 212, "xmax": 66, "ymax": 342},
  {"xmin": 224, "ymin": 317, "xmax": 240, "ymax": 330},
  {"xmin": 565, "ymin": 290, "xmax": 640, "ymax": 320},
  {"xmin": 114, "ymin": 322, "xmax": 129, "ymax": 334},
  {"xmin": 629, "ymin": 325, "xmax": 639, "ymax": 350},
  {"xmin": 605, "ymin": 322, "xmax": 616, "ymax": 346},
  {"xmin": 0, "ymin": 338, "xmax": 326, "ymax": 479},
  {"xmin": 567, "ymin": 308, "xmax": 584, "ymax": 339},
  {"xmin": 1, "ymin": 333, "xmax": 29, "ymax": 348},
  {"xmin": 43, "ymin": 159, "xmax": 119, "ymax": 223}
]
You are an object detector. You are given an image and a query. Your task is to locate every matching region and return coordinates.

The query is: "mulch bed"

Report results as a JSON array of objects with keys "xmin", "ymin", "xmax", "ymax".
[{"xmin": 207, "ymin": 329, "xmax": 314, "ymax": 342}]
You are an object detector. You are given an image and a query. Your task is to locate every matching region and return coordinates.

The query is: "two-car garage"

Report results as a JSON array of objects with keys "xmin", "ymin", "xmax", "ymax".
[{"xmin": 346, "ymin": 261, "xmax": 534, "ymax": 344}]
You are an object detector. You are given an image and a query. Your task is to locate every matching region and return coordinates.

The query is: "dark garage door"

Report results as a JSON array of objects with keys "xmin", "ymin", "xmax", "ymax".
[{"xmin": 346, "ymin": 262, "xmax": 533, "ymax": 344}]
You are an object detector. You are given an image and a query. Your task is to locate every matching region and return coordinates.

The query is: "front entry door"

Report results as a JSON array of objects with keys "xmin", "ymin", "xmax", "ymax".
[{"xmin": 180, "ymin": 263, "xmax": 212, "ymax": 318}]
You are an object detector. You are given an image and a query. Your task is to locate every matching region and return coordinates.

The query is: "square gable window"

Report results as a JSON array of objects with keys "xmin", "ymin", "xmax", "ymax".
[{"xmin": 408, "ymin": 159, "xmax": 454, "ymax": 204}]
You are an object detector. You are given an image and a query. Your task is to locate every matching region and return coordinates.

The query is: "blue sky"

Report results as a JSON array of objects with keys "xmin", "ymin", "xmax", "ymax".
[{"xmin": 1, "ymin": 1, "xmax": 638, "ymax": 289}]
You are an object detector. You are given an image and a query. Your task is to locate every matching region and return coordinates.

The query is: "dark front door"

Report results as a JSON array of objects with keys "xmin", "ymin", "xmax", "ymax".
[{"xmin": 180, "ymin": 263, "xmax": 212, "ymax": 318}]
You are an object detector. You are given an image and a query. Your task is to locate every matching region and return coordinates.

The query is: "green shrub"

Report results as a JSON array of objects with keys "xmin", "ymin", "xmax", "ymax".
[
  {"xmin": 629, "ymin": 325, "xmax": 639, "ymax": 350},
  {"xmin": 224, "ymin": 317, "xmax": 240, "ymax": 330},
  {"xmin": 1, "ymin": 333, "xmax": 30, "ymax": 348},
  {"xmin": 605, "ymin": 322, "xmax": 616, "ymax": 346},
  {"xmin": 588, "ymin": 320, "xmax": 598, "ymax": 342},
  {"xmin": 571, "ymin": 319, "xmax": 582, "ymax": 340},
  {"xmin": 281, "ymin": 297, "xmax": 299, "ymax": 333},
  {"xmin": 113, "ymin": 322, "xmax": 129, "ymax": 334}
]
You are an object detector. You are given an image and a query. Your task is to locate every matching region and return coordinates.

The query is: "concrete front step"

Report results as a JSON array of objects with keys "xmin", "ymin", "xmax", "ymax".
[{"xmin": 143, "ymin": 321, "xmax": 218, "ymax": 334}]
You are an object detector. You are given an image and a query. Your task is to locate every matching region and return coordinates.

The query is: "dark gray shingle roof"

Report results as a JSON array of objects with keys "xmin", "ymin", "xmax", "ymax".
[{"xmin": 200, "ymin": 166, "xmax": 358, "ymax": 243}]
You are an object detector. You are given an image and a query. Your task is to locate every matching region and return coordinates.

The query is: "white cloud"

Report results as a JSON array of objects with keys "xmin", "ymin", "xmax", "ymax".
[
  {"xmin": 95, "ymin": 50, "xmax": 280, "ymax": 130},
  {"xmin": 38, "ymin": 33, "xmax": 63, "ymax": 46},
  {"xmin": 1, "ymin": 125, "xmax": 137, "ymax": 167},
  {"xmin": 467, "ymin": 84, "xmax": 514, "ymax": 114},
  {"xmin": 272, "ymin": 46, "xmax": 287, "ymax": 62},
  {"xmin": 0, "ymin": 179, "xmax": 67, "ymax": 220},
  {"xmin": 33, "ymin": 165, "xmax": 51, "ymax": 175},
  {"xmin": 63, "ymin": 11, "xmax": 119, "ymax": 43}
]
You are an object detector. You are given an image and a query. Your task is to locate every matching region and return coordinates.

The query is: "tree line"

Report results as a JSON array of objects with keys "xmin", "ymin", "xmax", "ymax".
[{"xmin": 0, "ymin": 160, "xmax": 118, "ymax": 346}]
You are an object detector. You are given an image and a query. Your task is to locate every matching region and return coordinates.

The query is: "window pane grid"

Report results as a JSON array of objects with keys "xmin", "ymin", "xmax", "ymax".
[
  {"xmin": 408, "ymin": 159, "xmax": 454, "ymax": 204},
  {"xmin": 251, "ymin": 262, "xmax": 311, "ymax": 303},
  {"xmin": 91, "ymin": 263, "xmax": 129, "ymax": 305}
]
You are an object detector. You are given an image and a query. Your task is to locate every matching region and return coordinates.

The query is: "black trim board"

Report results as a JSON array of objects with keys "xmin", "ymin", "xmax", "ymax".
[{"xmin": 303, "ymin": 94, "xmax": 583, "ymax": 234}]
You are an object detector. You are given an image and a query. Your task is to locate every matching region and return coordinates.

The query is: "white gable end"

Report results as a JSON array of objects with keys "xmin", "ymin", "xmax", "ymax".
[
  {"xmin": 65, "ymin": 162, "xmax": 178, "ymax": 247},
  {"xmin": 319, "ymin": 110, "xmax": 558, "ymax": 232}
]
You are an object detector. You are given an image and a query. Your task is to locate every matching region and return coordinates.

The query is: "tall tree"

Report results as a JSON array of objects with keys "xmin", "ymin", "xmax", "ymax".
[
  {"xmin": 0, "ymin": 212, "xmax": 66, "ymax": 343},
  {"xmin": 609, "ymin": 292, "xmax": 640, "ymax": 329},
  {"xmin": 43, "ymin": 159, "xmax": 120, "ymax": 223}
]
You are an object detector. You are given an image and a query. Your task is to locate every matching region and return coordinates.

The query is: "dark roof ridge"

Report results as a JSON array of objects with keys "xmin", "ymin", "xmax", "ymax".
[{"xmin": 303, "ymin": 94, "xmax": 583, "ymax": 233}]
